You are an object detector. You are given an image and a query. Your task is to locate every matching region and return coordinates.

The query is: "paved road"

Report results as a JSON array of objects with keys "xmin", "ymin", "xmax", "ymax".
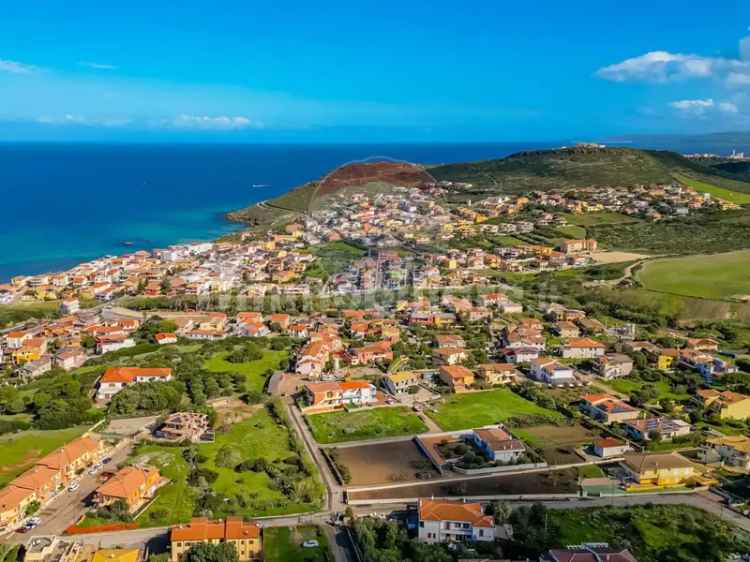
[{"xmin": 4, "ymin": 440, "xmax": 133, "ymax": 544}]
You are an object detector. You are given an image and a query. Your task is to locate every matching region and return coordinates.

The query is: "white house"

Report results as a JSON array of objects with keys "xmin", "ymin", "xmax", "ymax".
[
  {"xmin": 417, "ymin": 499, "xmax": 495, "ymax": 544},
  {"xmin": 530, "ymin": 357, "xmax": 576, "ymax": 385},
  {"xmin": 96, "ymin": 367, "xmax": 173, "ymax": 402},
  {"xmin": 303, "ymin": 381, "xmax": 377, "ymax": 409},
  {"xmin": 470, "ymin": 427, "xmax": 525, "ymax": 463},
  {"xmin": 561, "ymin": 337, "xmax": 606, "ymax": 359}
]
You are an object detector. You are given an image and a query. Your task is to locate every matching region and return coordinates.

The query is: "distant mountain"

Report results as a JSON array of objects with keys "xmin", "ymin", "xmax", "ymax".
[{"xmin": 228, "ymin": 146, "xmax": 750, "ymax": 226}]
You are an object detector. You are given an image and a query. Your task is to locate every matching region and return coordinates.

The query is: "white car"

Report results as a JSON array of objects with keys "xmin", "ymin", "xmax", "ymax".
[
  {"xmin": 68, "ymin": 481, "xmax": 80, "ymax": 492},
  {"xmin": 27, "ymin": 517, "xmax": 41, "ymax": 526},
  {"xmin": 302, "ymin": 540, "xmax": 319, "ymax": 548}
]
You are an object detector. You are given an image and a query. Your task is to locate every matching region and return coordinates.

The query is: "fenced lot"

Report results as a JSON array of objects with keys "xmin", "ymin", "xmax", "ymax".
[
  {"xmin": 331, "ymin": 440, "xmax": 438, "ymax": 486},
  {"xmin": 347, "ymin": 468, "xmax": 579, "ymax": 501},
  {"xmin": 426, "ymin": 388, "xmax": 563, "ymax": 431},
  {"xmin": 306, "ymin": 407, "xmax": 427, "ymax": 444},
  {"xmin": 513, "ymin": 424, "xmax": 597, "ymax": 465}
]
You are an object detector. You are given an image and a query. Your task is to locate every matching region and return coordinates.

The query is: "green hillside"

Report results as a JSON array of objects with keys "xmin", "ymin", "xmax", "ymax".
[{"xmin": 429, "ymin": 146, "xmax": 750, "ymax": 195}]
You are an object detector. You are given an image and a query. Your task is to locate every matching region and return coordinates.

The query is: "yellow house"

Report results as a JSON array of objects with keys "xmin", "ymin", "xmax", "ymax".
[
  {"xmin": 171, "ymin": 517, "xmax": 262, "ymax": 562},
  {"xmin": 698, "ymin": 389, "xmax": 750, "ymax": 420},
  {"xmin": 92, "ymin": 549, "xmax": 140, "ymax": 562},
  {"xmin": 0, "ymin": 485, "xmax": 38, "ymax": 529},
  {"xmin": 656, "ymin": 348, "xmax": 679, "ymax": 370},
  {"xmin": 623, "ymin": 453, "xmax": 697, "ymax": 488}
]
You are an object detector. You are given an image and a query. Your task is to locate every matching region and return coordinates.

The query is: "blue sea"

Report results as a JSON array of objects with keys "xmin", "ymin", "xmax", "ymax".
[
  {"xmin": 3, "ymin": 138, "xmax": 746, "ymax": 282},
  {"xmin": 0, "ymin": 142, "xmax": 563, "ymax": 282}
]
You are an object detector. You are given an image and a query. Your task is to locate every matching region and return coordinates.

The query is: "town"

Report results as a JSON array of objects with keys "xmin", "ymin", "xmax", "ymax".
[{"xmin": 2, "ymin": 157, "xmax": 750, "ymax": 562}]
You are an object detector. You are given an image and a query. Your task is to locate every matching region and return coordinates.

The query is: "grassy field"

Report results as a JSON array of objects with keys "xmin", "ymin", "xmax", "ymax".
[
  {"xmin": 136, "ymin": 407, "xmax": 323, "ymax": 526},
  {"xmin": 427, "ymin": 388, "xmax": 563, "ymax": 431},
  {"xmin": 204, "ymin": 350, "xmax": 288, "ymax": 393},
  {"xmin": 306, "ymin": 407, "xmax": 428, "ymax": 444},
  {"xmin": 562, "ymin": 211, "xmax": 638, "ymax": 227},
  {"xmin": 638, "ymin": 250, "xmax": 750, "ymax": 300},
  {"xmin": 264, "ymin": 526, "xmax": 330, "ymax": 562},
  {"xmin": 549, "ymin": 505, "xmax": 748, "ymax": 561},
  {"xmin": 674, "ymin": 173, "xmax": 750, "ymax": 205},
  {"xmin": 603, "ymin": 377, "xmax": 690, "ymax": 401},
  {"xmin": 0, "ymin": 301, "xmax": 61, "ymax": 328},
  {"xmin": 0, "ymin": 426, "xmax": 89, "ymax": 487},
  {"xmin": 309, "ymin": 241, "xmax": 366, "ymax": 278}
]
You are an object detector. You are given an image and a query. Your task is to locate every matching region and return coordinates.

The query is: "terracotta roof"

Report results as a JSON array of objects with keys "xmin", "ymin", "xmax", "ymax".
[
  {"xmin": 418, "ymin": 499, "xmax": 493, "ymax": 527},
  {"xmin": 565, "ymin": 337, "xmax": 606, "ymax": 349},
  {"xmin": 593, "ymin": 437, "xmax": 626, "ymax": 449},
  {"xmin": 10, "ymin": 465, "xmax": 59, "ymax": 493},
  {"xmin": 623, "ymin": 452, "xmax": 697, "ymax": 473},
  {"xmin": 171, "ymin": 517, "xmax": 260, "ymax": 541},
  {"xmin": 0, "ymin": 485, "xmax": 35, "ymax": 512},
  {"xmin": 440, "ymin": 365, "xmax": 474, "ymax": 380},
  {"xmin": 543, "ymin": 546, "xmax": 637, "ymax": 562},
  {"xmin": 37, "ymin": 436, "xmax": 100, "ymax": 470},
  {"xmin": 96, "ymin": 466, "xmax": 158, "ymax": 499},
  {"xmin": 100, "ymin": 367, "xmax": 172, "ymax": 383}
]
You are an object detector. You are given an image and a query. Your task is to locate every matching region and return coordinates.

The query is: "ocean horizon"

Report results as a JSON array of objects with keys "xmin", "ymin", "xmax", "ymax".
[{"xmin": 2, "ymin": 139, "xmax": 746, "ymax": 283}]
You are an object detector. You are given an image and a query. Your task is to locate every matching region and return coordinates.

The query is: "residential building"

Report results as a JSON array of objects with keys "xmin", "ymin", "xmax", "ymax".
[
  {"xmin": 92, "ymin": 549, "xmax": 141, "ymax": 562},
  {"xmin": 469, "ymin": 427, "xmax": 525, "ymax": 463},
  {"xmin": 561, "ymin": 337, "xmax": 606, "ymax": 359},
  {"xmin": 703, "ymin": 435, "xmax": 750, "ymax": 471},
  {"xmin": 170, "ymin": 517, "xmax": 262, "ymax": 561},
  {"xmin": 697, "ymin": 389, "xmax": 750, "ymax": 420},
  {"xmin": 154, "ymin": 333, "xmax": 177, "ymax": 345},
  {"xmin": 0, "ymin": 485, "xmax": 37, "ymax": 530},
  {"xmin": 155, "ymin": 412, "xmax": 212, "ymax": 443},
  {"xmin": 530, "ymin": 357, "xmax": 575, "ymax": 385},
  {"xmin": 383, "ymin": 371, "xmax": 421, "ymax": 394},
  {"xmin": 94, "ymin": 466, "xmax": 162, "ymax": 512},
  {"xmin": 417, "ymin": 499, "xmax": 495, "ymax": 544},
  {"xmin": 580, "ymin": 394, "xmax": 640, "ymax": 424},
  {"xmin": 36, "ymin": 436, "xmax": 104, "ymax": 482},
  {"xmin": 476, "ymin": 363, "xmax": 519, "ymax": 386},
  {"xmin": 303, "ymin": 380, "xmax": 377, "ymax": 408},
  {"xmin": 622, "ymin": 452, "xmax": 697, "ymax": 487},
  {"xmin": 96, "ymin": 367, "xmax": 173, "ymax": 402},
  {"xmin": 595, "ymin": 353, "xmax": 634, "ymax": 379},
  {"xmin": 439, "ymin": 365, "xmax": 475, "ymax": 392},
  {"xmin": 623, "ymin": 417, "xmax": 691, "ymax": 442},
  {"xmin": 432, "ymin": 347, "xmax": 468, "ymax": 366},
  {"xmin": 592, "ymin": 437, "xmax": 631, "ymax": 458}
]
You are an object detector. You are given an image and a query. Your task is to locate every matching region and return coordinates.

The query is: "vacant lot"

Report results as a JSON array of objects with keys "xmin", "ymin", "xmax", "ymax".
[
  {"xmin": 0, "ymin": 426, "xmax": 88, "ymax": 487},
  {"xmin": 427, "ymin": 388, "xmax": 563, "ymax": 431},
  {"xmin": 348, "ymin": 468, "xmax": 579, "ymax": 501},
  {"xmin": 513, "ymin": 424, "xmax": 597, "ymax": 465},
  {"xmin": 563, "ymin": 211, "xmax": 639, "ymax": 227},
  {"xmin": 638, "ymin": 250, "xmax": 750, "ymax": 300},
  {"xmin": 204, "ymin": 349, "xmax": 288, "ymax": 393},
  {"xmin": 331, "ymin": 440, "xmax": 437, "ymax": 486},
  {"xmin": 307, "ymin": 407, "xmax": 427, "ymax": 444},
  {"xmin": 135, "ymin": 407, "xmax": 324, "ymax": 526},
  {"xmin": 674, "ymin": 173, "xmax": 750, "ymax": 205},
  {"xmin": 604, "ymin": 377, "xmax": 690, "ymax": 402},
  {"xmin": 264, "ymin": 526, "xmax": 330, "ymax": 562}
]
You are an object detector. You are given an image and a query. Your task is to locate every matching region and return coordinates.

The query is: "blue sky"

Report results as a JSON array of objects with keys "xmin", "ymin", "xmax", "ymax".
[{"xmin": 1, "ymin": 1, "xmax": 749, "ymax": 142}]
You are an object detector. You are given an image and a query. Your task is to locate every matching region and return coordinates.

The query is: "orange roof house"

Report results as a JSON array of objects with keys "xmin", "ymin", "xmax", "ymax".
[
  {"xmin": 36, "ymin": 435, "xmax": 104, "ymax": 480},
  {"xmin": 170, "ymin": 517, "xmax": 262, "ymax": 562},
  {"xmin": 438, "ymin": 365, "xmax": 475, "ymax": 392},
  {"xmin": 94, "ymin": 465, "xmax": 162, "ymax": 512}
]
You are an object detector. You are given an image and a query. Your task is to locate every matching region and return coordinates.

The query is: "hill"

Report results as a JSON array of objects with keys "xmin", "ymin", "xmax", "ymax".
[
  {"xmin": 228, "ymin": 147, "xmax": 750, "ymax": 226},
  {"xmin": 429, "ymin": 146, "xmax": 750, "ymax": 196}
]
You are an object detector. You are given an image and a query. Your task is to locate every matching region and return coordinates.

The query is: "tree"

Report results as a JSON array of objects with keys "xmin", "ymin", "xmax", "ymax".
[{"xmin": 182, "ymin": 542, "xmax": 239, "ymax": 562}]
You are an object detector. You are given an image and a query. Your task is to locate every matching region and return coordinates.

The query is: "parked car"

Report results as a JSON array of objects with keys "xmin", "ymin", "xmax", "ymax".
[
  {"xmin": 302, "ymin": 540, "xmax": 319, "ymax": 548},
  {"xmin": 68, "ymin": 481, "xmax": 80, "ymax": 492}
]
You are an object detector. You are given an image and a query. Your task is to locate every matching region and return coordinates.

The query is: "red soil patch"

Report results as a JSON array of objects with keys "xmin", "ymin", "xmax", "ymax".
[{"xmin": 317, "ymin": 161, "xmax": 435, "ymax": 198}]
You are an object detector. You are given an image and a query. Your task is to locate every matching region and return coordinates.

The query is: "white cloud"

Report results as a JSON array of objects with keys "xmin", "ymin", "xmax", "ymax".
[
  {"xmin": 0, "ymin": 58, "xmax": 37, "ymax": 74},
  {"xmin": 670, "ymin": 98, "xmax": 715, "ymax": 116},
  {"xmin": 36, "ymin": 114, "xmax": 131, "ymax": 127},
  {"xmin": 78, "ymin": 61, "xmax": 118, "ymax": 70},
  {"xmin": 597, "ymin": 37, "xmax": 750, "ymax": 87},
  {"xmin": 169, "ymin": 114, "xmax": 259, "ymax": 130}
]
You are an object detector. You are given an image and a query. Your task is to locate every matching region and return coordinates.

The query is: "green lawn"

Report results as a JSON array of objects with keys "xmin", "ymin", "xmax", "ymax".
[
  {"xmin": 264, "ymin": 526, "xmax": 331, "ymax": 562},
  {"xmin": 204, "ymin": 350, "xmax": 288, "ymax": 393},
  {"xmin": 135, "ymin": 407, "xmax": 324, "ymax": 525},
  {"xmin": 306, "ymin": 407, "xmax": 428, "ymax": 444},
  {"xmin": 674, "ymin": 173, "xmax": 750, "ymax": 205},
  {"xmin": 555, "ymin": 225, "xmax": 587, "ymax": 239},
  {"xmin": 0, "ymin": 426, "xmax": 89, "ymax": 487},
  {"xmin": 427, "ymin": 388, "xmax": 563, "ymax": 431},
  {"xmin": 638, "ymin": 250, "xmax": 750, "ymax": 300},
  {"xmin": 604, "ymin": 377, "xmax": 689, "ymax": 401}
]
